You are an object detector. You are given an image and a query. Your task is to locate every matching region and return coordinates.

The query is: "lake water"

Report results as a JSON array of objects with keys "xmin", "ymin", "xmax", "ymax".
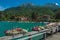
[{"xmin": 0, "ymin": 21, "xmax": 47, "ymax": 37}]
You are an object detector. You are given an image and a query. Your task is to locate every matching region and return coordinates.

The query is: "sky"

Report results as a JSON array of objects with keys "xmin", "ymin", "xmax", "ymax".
[{"xmin": 0, "ymin": 0, "xmax": 60, "ymax": 11}]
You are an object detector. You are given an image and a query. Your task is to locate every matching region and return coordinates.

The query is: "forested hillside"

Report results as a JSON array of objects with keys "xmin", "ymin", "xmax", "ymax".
[{"xmin": 0, "ymin": 3, "xmax": 60, "ymax": 22}]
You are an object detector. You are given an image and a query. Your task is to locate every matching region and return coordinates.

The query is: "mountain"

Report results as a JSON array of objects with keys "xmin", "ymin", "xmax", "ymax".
[
  {"xmin": 0, "ymin": 3, "xmax": 60, "ymax": 21},
  {"xmin": 44, "ymin": 3, "xmax": 60, "ymax": 12},
  {"xmin": 3, "ymin": 3, "xmax": 55, "ymax": 17}
]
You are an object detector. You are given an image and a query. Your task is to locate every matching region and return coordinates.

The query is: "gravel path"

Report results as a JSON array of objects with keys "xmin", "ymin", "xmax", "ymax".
[{"xmin": 46, "ymin": 33, "xmax": 60, "ymax": 40}]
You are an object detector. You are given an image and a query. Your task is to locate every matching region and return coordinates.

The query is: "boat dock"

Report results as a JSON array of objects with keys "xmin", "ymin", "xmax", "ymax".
[{"xmin": 0, "ymin": 29, "xmax": 49, "ymax": 40}]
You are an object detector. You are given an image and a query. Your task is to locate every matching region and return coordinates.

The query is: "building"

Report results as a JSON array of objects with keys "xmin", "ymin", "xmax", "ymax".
[{"xmin": 15, "ymin": 16, "xmax": 28, "ymax": 21}]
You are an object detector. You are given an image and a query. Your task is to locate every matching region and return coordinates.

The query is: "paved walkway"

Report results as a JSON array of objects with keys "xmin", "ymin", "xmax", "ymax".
[
  {"xmin": 46, "ymin": 33, "xmax": 60, "ymax": 40},
  {"xmin": 0, "ymin": 32, "xmax": 60, "ymax": 40}
]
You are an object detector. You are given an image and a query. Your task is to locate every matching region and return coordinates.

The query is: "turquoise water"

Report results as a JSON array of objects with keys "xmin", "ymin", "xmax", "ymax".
[{"xmin": 0, "ymin": 21, "xmax": 46, "ymax": 37}]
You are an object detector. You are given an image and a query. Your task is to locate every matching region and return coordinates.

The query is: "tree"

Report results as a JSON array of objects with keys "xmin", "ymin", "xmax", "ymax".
[
  {"xmin": 31, "ymin": 12, "xmax": 37, "ymax": 21},
  {"xmin": 55, "ymin": 11, "xmax": 60, "ymax": 19},
  {"xmin": 10, "ymin": 16, "xmax": 15, "ymax": 20}
]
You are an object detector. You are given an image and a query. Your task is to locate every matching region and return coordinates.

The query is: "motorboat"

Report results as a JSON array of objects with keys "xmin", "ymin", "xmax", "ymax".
[{"xmin": 4, "ymin": 28, "xmax": 28, "ymax": 36}]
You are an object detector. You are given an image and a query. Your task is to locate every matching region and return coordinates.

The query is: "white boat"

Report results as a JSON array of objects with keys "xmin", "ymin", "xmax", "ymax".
[{"xmin": 46, "ymin": 23, "xmax": 58, "ymax": 34}]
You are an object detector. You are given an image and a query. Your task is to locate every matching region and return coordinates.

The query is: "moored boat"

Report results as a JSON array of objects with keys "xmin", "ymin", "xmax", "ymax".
[{"xmin": 4, "ymin": 28, "xmax": 28, "ymax": 36}]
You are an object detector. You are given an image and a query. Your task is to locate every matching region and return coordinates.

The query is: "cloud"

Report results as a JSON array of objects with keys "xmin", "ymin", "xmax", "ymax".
[
  {"xmin": 55, "ymin": 3, "xmax": 59, "ymax": 5},
  {"xmin": 0, "ymin": 6, "xmax": 5, "ymax": 11}
]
